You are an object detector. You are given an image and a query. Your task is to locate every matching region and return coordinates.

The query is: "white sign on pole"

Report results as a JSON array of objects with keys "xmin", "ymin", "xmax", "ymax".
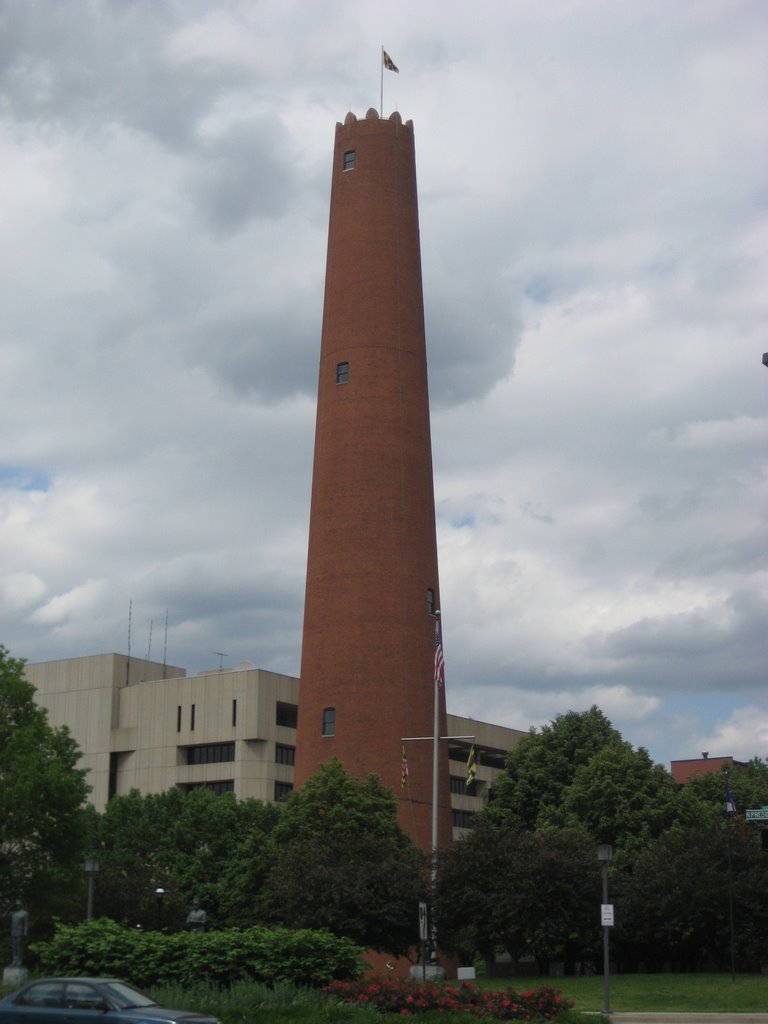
[
  {"xmin": 601, "ymin": 904, "xmax": 614, "ymax": 927},
  {"xmin": 418, "ymin": 901, "xmax": 428, "ymax": 941}
]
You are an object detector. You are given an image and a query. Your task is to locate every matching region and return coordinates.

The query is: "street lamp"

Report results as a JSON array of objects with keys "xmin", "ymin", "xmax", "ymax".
[
  {"xmin": 84, "ymin": 856, "xmax": 99, "ymax": 921},
  {"xmin": 155, "ymin": 888, "xmax": 165, "ymax": 930},
  {"xmin": 597, "ymin": 845, "xmax": 613, "ymax": 1015}
]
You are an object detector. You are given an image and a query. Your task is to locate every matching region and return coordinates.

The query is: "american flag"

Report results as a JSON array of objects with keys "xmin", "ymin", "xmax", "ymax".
[{"xmin": 434, "ymin": 626, "xmax": 445, "ymax": 689}]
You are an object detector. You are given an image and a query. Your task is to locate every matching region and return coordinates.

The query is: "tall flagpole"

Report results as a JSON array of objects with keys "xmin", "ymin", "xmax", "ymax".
[
  {"xmin": 380, "ymin": 46, "xmax": 384, "ymax": 117},
  {"xmin": 432, "ymin": 613, "xmax": 441, "ymax": 878}
]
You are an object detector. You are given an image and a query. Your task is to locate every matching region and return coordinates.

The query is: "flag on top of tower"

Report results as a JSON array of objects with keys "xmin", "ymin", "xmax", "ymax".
[
  {"xmin": 383, "ymin": 49, "xmax": 399, "ymax": 73},
  {"xmin": 434, "ymin": 625, "xmax": 445, "ymax": 689}
]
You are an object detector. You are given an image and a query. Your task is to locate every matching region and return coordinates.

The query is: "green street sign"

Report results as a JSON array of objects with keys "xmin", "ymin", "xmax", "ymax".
[{"xmin": 745, "ymin": 805, "xmax": 768, "ymax": 821}]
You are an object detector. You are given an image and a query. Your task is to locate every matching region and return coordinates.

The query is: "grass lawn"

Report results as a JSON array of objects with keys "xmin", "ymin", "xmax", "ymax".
[
  {"xmin": 515, "ymin": 972, "xmax": 768, "ymax": 1012},
  {"xmin": 5, "ymin": 974, "xmax": 768, "ymax": 1022}
]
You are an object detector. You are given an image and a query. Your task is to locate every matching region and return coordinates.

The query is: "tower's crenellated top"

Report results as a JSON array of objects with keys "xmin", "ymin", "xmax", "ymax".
[{"xmin": 338, "ymin": 109, "xmax": 413, "ymax": 132}]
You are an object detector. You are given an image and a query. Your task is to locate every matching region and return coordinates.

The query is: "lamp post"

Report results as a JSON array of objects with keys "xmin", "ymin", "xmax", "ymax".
[
  {"xmin": 597, "ymin": 844, "xmax": 613, "ymax": 1015},
  {"xmin": 84, "ymin": 856, "xmax": 99, "ymax": 921},
  {"xmin": 155, "ymin": 887, "xmax": 165, "ymax": 930}
]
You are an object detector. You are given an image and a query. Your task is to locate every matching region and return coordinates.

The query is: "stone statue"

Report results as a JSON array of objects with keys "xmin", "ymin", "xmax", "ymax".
[
  {"xmin": 10, "ymin": 901, "xmax": 28, "ymax": 967},
  {"xmin": 185, "ymin": 898, "xmax": 206, "ymax": 932}
]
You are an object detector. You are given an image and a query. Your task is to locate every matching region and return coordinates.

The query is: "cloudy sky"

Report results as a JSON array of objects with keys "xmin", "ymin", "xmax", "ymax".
[{"xmin": 2, "ymin": 0, "xmax": 766, "ymax": 770}]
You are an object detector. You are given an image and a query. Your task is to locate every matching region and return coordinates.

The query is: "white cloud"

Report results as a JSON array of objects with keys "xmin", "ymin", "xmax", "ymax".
[{"xmin": 698, "ymin": 705, "xmax": 768, "ymax": 763}]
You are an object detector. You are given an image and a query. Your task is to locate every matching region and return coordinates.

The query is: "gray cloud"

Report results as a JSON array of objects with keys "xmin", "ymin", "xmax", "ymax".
[{"xmin": 1, "ymin": 0, "xmax": 766, "ymax": 768}]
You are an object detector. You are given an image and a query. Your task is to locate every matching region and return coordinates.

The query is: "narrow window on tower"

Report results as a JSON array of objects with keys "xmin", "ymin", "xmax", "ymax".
[
  {"xmin": 343, "ymin": 149, "xmax": 355, "ymax": 171},
  {"xmin": 176, "ymin": 705, "xmax": 182, "ymax": 733},
  {"xmin": 232, "ymin": 699, "xmax": 237, "ymax": 728},
  {"xmin": 336, "ymin": 361, "xmax": 349, "ymax": 384},
  {"xmin": 322, "ymin": 707, "xmax": 336, "ymax": 737},
  {"xmin": 190, "ymin": 704, "xmax": 196, "ymax": 731},
  {"xmin": 427, "ymin": 588, "xmax": 436, "ymax": 615}
]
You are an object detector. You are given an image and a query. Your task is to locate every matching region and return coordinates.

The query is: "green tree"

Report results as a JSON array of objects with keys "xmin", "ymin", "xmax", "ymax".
[
  {"xmin": 263, "ymin": 759, "xmax": 427, "ymax": 955},
  {"xmin": 543, "ymin": 741, "xmax": 681, "ymax": 857},
  {"xmin": 0, "ymin": 646, "xmax": 90, "ymax": 926},
  {"xmin": 488, "ymin": 707, "xmax": 622, "ymax": 831},
  {"xmin": 488, "ymin": 706, "xmax": 682, "ymax": 859},
  {"xmin": 678, "ymin": 758, "xmax": 768, "ymax": 828},
  {"xmin": 434, "ymin": 818, "xmax": 601, "ymax": 974},
  {"xmin": 616, "ymin": 822, "xmax": 768, "ymax": 972},
  {"xmin": 90, "ymin": 787, "xmax": 279, "ymax": 929}
]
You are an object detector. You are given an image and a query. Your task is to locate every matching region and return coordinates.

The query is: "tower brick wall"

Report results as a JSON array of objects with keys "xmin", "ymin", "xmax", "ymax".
[{"xmin": 295, "ymin": 109, "xmax": 452, "ymax": 854}]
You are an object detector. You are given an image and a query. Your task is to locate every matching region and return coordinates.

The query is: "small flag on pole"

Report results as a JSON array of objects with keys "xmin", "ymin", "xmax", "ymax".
[
  {"xmin": 383, "ymin": 49, "xmax": 399, "ymax": 73},
  {"xmin": 466, "ymin": 744, "xmax": 477, "ymax": 786},
  {"xmin": 434, "ymin": 626, "xmax": 445, "ymax": 689},
  {"xmin": 726, "ymin": 782, "xmax": 737, "ymax": 815},
  {"xmin": 726, "ymin": 780, "xmax": 746, "ymax": 839},
  {"xmin": 401, "ymin": 746, "xmax": 409, "ymax": 787}
]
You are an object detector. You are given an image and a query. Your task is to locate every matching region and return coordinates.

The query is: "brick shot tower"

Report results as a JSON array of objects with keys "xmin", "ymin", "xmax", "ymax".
[{"xmin": 294, "ymin": 108, "xmax": 452, "ymax": 855}]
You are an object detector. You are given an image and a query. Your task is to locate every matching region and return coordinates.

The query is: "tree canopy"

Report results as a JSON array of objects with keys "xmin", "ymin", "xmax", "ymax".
[
  {"xmin": 435, "ymin": 817, "xmax": 601, "ymax": 973},
  {"xmin": 88, "ymin": 787, "xmax": 279, "ymax": 929},
  {"xmin": 487, "ymin": 706, "xmax": 685, "ymax": 858},
  {"xmin": 488, "ymin": 707, "xmax": 623, "ymax": 832},
  {"xmin": 263, "ymin": 760, "xmax": 427, "ymax": 955},
  {"xmin": 615, "ymin": 821, "xmax": 768, "ymax": 972},
  {"xmin": 0, "ymin": 646, "xmax": 90, "ymax": 920}
]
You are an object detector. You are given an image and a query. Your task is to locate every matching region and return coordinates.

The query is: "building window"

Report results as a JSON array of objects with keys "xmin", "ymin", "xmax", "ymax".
[
  {"xmin": 176, "ymin": 705, "xmax": 182, "ymax": 733},
  {"xmin": 181, "ymin": 780, "xmax": 234, "ymax": 796},
  {"xmin": 336, "ymin": 361, "xmax": 349, "ymax": 384},
  {"xmin": 185, "ymin": 742, "xmax": 235, "ymax": 765},
  {"xmin": 190, "ymin": 704, "xmax": 196, "ymax": 731},
  {"xmin": 322, "ymin": 707, "xmax": 336, "ymax": 736},
  {"xmin": 108, "ymin": 752, "xmax": 120, "ymax": 801},
  {"xmin": 450, "ymin": 774, "xmax": 471, "ymax": 796},
  {"xmin": 343, "ymin": 149, "xmax": 355, "ymax": 171},
  {"xmin": 427, "ymin": 588, "xmax": 436, "ymax": 615},
  {"xmin": 274, "ymin": 781, "xmax": 293, "ymax": 802},
  {"xmin": 275, "ymin": 743, "xmax": 296, "ymax": 766},
  {"xmin": 232, "ymin": 699, "xmax": 237, "ymax": 728},
  {"xmin": 276, "ymin": 701, "xmax": 298, "ymax": 728},
  {"xmin": 452, "ymin": 809, "xmax": 475, "ymax": 830}
]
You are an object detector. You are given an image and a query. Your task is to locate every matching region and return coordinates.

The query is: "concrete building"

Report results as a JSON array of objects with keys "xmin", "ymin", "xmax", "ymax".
[
  {"xmin": 297, "ymin": 109, "xmax": 452, "ymax": 855},
  {"xmin": 25, "ymin": 653, "xmax": 524, "ymax": 838}
]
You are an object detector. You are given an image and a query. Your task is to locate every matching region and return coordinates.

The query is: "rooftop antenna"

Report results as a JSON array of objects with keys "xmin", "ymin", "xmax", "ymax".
[
  {"xmin": 146, "ymin": 618, "xmax": 153, "ymax": 664},
  {"xmin": 213, "ymin": 651, "xmax": 228, "ymax": 671},
  {"xmin": 163, "ymin": 609, "xmax": 168, "ymax": 679},
  {"xmin": 126, "ymin": 599, "xmax": 133, "ymax": 686}
]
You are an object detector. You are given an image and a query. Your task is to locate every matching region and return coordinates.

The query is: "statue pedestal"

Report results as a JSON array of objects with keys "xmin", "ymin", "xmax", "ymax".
[
  {"xmin": 409, "ymin": 962, "xmax": 446, "ymax": 981},
  {"xmin": 3, "ymin": 966, "xmax": 28, "ymax": 987}
]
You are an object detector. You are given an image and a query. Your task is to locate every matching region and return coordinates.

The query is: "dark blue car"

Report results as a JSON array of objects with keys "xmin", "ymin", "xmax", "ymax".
[{"xmin": 0, "ymin": 979, "xmax": 220, "ymax": 1024}]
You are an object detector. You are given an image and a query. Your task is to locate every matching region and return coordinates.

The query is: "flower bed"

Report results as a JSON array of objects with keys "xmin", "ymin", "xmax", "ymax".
[{"xmin": 324, "ymin": 978, "xmax": 573, "ymax": 1019}]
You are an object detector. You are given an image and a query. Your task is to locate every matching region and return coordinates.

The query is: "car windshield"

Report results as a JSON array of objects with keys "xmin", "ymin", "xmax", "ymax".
[{"xmin": 97, "ymin": 982, "xmax": 157, "ymax": 1010}]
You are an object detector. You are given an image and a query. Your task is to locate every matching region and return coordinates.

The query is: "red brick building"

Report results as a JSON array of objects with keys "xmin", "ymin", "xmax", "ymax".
[
  {"xmin": 670, "ymin": 753, "xmax": 747, "ymax": 784},
  {"xmin": 294, "ymin": 109, "xmax": 452, "ymax": 855}
]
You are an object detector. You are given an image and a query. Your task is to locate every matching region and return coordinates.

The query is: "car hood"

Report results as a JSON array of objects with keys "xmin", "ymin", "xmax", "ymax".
[{"xmin": 120, "ymin": 1009, "xmax": 218, "ymax": 1024}]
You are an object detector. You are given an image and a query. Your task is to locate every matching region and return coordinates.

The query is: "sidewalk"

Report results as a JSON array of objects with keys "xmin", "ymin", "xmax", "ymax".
[{"xmin": 607, "ymin": 1015, "xmax": 768, "ymax": 1023}]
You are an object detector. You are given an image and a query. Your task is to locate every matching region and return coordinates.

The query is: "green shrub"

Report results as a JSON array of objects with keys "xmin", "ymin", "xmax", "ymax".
[{"xmin": 30, "ymin": 919, "xmax": 363, "ymax": 988}]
